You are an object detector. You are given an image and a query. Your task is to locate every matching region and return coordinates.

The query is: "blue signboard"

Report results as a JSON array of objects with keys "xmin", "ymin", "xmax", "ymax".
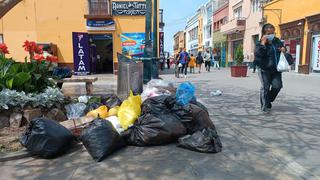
[
  {"xmin": 86, "ymin": 20, "xmax": 115, "ymax": 31},
  {"xmin": 121, "ymin": 33, "xmax": 153, "ymax": 57},
  {"xmin": 72, "ymin": 32, "xmax": 90, "ymax": 75}
]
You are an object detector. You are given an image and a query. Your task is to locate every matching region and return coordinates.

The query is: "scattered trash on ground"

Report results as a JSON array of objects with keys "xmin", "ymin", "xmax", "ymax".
[
  {"xmin": 210, "ymin": 90, "xmax": 222, "ymax": 96},
  {"xmin": 20, "ymin": 80, "xmax": 222, "ymax": 162}
]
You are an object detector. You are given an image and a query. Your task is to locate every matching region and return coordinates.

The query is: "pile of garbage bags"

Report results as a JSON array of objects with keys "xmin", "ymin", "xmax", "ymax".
[{"xmin": 20, "ymin": 80, "xmax": 222, "ymax": 162}]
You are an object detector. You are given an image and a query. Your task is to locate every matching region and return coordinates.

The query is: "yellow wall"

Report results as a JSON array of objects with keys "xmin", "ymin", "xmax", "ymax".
[
  {"xmin": 0, "ymin": 19, "xmax": 3, "ymax": 34},
  {"xmin": 1, "ymin": 0, "xmax": 38, "ymax": 61},
  {"xmin": 264, "ymin": 0, "xmax": 320, "ymax": 65},
  {"xmin": 198, "ymin": 15, "xmax": 203, "ymax": 52},
  {"xmin": 0, "ymin": 0, "xmax": 159, "ymax": 66}
]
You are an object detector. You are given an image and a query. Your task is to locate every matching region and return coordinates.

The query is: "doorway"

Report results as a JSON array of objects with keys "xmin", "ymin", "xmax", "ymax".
[{"xmin": 89, "ymin": 34, "xmax": 113, "ymax": 74}]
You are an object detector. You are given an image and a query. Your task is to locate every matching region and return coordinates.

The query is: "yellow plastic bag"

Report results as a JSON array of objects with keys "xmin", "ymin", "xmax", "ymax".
[
  {"xmin": 118, "ymin": 91, "xmax": 142, "ymax": 130},
  {"xmin": 108, "ymin": 106, "xmax": 119, "ymax": 117},
  {"xmin": 87, "ymin": 106, "xmax": 109, "ymax": 119}
]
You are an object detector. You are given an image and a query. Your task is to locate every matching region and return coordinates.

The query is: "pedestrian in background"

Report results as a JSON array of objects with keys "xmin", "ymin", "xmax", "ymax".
[
  {"xmin": 255, "ymin": 23, "xmax": 286, "ymax": 112},
  {"xmin": 167, "ymin": 56, "xmax": 171, "ymax": 69},
  {"xmin": 213, "ymin": 49, "xmax": 220, "ymax": 70},
  {"xmin": 175, "ymin": 50, "xmax": 181, "ymax": 78},
  {"xmin": 177, "ymin": 48, "xmax": 189, "ymax": 78},
  {"xmin": 203, "ymin": 49, "xmax": 211, "ymax": 72},
  {"xmin": 189, "ymin": 54, "xmax": 196, "ymax": 74},
  {"xmin": 196, "ymin": 51, "xmax": 204, "ymax": 73}
]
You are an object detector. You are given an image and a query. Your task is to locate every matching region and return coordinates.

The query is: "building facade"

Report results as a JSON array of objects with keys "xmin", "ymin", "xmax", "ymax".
[
  {"xmin": 220, "ymin": 0, "xmax": 272, "ymax": 64},
  {"xmin": 264, "ymin": 0, "xmax": 320, "ymax": 74},
  {"xmin": 212, "ymin": 1, "xmax": 228, "ymax": 67},
  {"xmin": 0, "ymin": 0, "xmax": 161, "ymax": 74},
  {"xmin": 173, "ymin": 31, "xmax": 186, "ymax": 56},
  {"xmin": 185, "ymin": 10, "xmax": 200, "ymax": 56},
  {"xmin": 199, "ymin": 0, "xmax": 216, "ymax": 53}
]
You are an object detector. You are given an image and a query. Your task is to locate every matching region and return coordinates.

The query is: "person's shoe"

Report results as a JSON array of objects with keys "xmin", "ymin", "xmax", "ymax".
[
  {"xmin": 262, "ymin": 108, "xmax": 271, "ymax": 113},
  {"xmin": 267, "ymin": 103, "xmax": 272, "ymax": 109},
  {"xmin": 184, "ymin": 75, "xmax": 187, "ymax": 78}
]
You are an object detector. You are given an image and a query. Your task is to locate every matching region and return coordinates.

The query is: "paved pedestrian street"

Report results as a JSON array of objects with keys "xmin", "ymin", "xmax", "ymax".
[{"xmin": 1, "ymin": 69, "xmax": 320, "ymax": 180}]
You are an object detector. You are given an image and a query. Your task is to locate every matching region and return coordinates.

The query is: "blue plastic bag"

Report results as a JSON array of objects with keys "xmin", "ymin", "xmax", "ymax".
[{"xmin": 176, "ymin": 82, "xmax": 196, "ymax": 106}]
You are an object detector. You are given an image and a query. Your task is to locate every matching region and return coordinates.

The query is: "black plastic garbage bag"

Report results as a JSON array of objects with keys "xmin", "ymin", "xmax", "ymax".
[
  {"xmin": 190, "ymin": 100, "xmax": 208, "ymax": 114},
  {"xmin": 81, "ymin": 119, "xmax": 126, "ymax": 162},
  {"xmin": 185, "ymin": 104, "xmax": 215, "ymax": 134},
  {"xmin": 178, "ymin": 128, "xmax": 222, "ymax": 153},
  {"xmin": 141, "ymin": 95, "xmax": 175, "ymax": 115},
  {"xmin": 122, "ymin": 113, "xmax": 187, "ymax": 146},
  {"xmin": 20, "ymin": 118, "xmax": 75, "ymax": 158},
  {"xmin": 84, "ymin": 103, "xmax": 102, "ymax": 114},
  {"xmin": 101, "ymin": 94, "xmax": 122, "ymax": 109},
  {"xmin": 170, "ymin": 103, "xmax": 193, "ymax": 124}
]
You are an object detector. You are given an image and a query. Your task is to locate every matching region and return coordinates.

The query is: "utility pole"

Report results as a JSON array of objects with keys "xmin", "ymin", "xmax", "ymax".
[
  {"xmin": 152, "ymin": 0, "xmax": 159, "ymax": 78},
  {"xmin": 144, "ymin": 0, "xmax": 153, "ymax": 83}
]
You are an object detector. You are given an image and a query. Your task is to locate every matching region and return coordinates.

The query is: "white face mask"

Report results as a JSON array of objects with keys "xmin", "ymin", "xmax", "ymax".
[{"xmin": 267, "ymin": 34, "xmax": 275, "ymax": 42}]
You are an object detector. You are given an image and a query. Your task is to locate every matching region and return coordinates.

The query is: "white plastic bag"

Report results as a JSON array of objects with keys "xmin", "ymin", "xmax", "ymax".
[
  {"xmin": 106, "ymin": 116, "xmax": 124, "ymax": 134},
  {"xmin": 277, "ymin": 52, "xmax": 290, "ymax": 72}
]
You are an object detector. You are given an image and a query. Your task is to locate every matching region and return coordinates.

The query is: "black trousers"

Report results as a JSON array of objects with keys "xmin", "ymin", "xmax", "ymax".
[
  {"xmin": 258, "ymin": 70, "xmax": 283, "ymax": 110},
  {"xmin": 205, "ymin": 61, "xmax": 211, "ymax": 71}
]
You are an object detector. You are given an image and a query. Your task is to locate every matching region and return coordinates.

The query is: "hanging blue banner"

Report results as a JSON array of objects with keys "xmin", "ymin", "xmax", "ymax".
[{"xmin": 72, "ymin": 32, "xmax": 90, "ymax": 75}]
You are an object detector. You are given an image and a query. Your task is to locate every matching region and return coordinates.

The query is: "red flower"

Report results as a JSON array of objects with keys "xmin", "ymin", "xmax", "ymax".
[
  {"xmin": 33, "ymin": 54, "xmax": 45, "ymax": 61},
  {"xmin": 23, "ymin": 40, "xmax": 43, "ymax": 54},
  {"xmin": 36, "ymin": 45, "xmax": 43, "ymax": 54},
  {"xmin": 46, "ymin": 55, "xmax": 58, "ymax": 63},
  {"xmin": 0, "ymin": 43, "xmax": 9, "ymax": 54}
]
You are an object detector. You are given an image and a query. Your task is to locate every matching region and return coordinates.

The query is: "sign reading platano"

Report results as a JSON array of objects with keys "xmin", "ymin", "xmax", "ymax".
[{"xmin": 112, "ymin": 1, "xmax": 146, "ymax": 16}]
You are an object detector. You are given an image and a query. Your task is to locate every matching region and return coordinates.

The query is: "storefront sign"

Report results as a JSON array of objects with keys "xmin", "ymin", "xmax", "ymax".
[
  {"xmin": 72, "ymin": 32, "xmax": 90, "ymax": 75},
  {"xmin": 191, "ymin": 44, "xmax": 198, "ymax": 49},
  {"xmin": 121, "ymin": 33, "xmax": 146, "ymax": 57},
  {"xmin": 86, "ymin": 20, "xmax": 115, "ymax": 31},
  {"xmin": 312, "ymin": 35, "xmax": 320, "ymax": 71},
  {"xmin": 112, "ymin": 1, "xmax": 146, "ymax": 16},
  {"xmin": 159, "ymin": 32, "xmax": 165, "ymax": 59}
]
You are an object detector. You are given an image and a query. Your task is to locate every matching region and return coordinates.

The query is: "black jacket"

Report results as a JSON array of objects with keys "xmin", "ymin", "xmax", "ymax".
[
  {"xmin": 196, "ymin": 55, "xmax": 204, "ymax": 64},
  {"xmin": 254, "ymin": 37, "xmax": 284, "ymax": 72}
]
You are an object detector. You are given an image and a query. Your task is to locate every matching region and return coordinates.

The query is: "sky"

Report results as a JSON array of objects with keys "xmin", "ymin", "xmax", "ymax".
[{"xmin": 160, "ymin": 0, "xmax": 209, "ymax": 55}]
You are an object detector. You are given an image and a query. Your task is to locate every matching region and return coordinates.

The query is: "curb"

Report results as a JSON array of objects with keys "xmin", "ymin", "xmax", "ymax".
[
  {"xmin": 0, "ymin": 144, "xmax": 83, "ymax": 162},
  {"xmin": 0, "ymin": 149, "xmax": 32, "ymax": 162}
]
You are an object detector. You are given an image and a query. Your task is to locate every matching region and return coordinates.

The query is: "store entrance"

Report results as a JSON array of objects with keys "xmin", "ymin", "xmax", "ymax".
[{"xmin": 89, "ymin": 34, "xmax": 113, "ymax": 74}]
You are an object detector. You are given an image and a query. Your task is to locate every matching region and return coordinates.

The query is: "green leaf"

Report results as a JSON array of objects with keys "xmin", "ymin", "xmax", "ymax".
[
  {"xmin": 6, "ymin": 78, "xmax": 14, "ymax": 89},
  {"xmin": 13, "ymin": 72, "xmax": 31, "ymax": 87},
  {"xmin": 33, "ymin": 73, "xmax": 42, "ymax": 81},
  {"xmin": 9, "ymin": 63, "xmax": 21, "ymax": 74}
]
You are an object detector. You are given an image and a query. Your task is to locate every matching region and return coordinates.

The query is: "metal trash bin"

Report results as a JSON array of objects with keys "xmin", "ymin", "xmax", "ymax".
[{"xmin": 117, "ymin": 54, "xmax": 144, "ymax": 97}]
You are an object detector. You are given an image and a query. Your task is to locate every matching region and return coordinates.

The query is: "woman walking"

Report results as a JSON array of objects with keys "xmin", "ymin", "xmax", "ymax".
[
  {"xmin": 196, "ymin": 52, "xmax": 204, "ymax": 73},
  {"xmin": 189, "ymin": 54, "xmax": 196, "ymax": 74},
  {"xmin": 254, "ymin": 23, "xmax": 286, "ymax": 112}
]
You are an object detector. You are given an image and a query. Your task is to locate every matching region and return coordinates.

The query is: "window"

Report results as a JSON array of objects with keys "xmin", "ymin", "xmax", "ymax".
[
  {"xmin": 188, "ymin": 27, "xmax": 198, "ymax": 42},
  {"xmin": 251, "ymin": 0, "xmax": 261, "ymax": 13},
  {"xmin": 207, "ymin": 6, "xmax": 212, "ymax": 23},
  {"xmin": 234, "ymin": 7, "xmax": 242, "ymax": 19},
  {"xmin": 0, "ymin": 35, "xmax": 3, "ymax": 44},
  {"xmin": 206, "ymin": 25, "xmax": 212, "ymax": 39}
]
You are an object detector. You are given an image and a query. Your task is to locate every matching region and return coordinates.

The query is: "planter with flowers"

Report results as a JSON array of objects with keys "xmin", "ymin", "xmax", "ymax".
[
  {"xmin": 231, "ymin": 45, "xmax": 248, "ymax": 77},
  {"xmin": 0, "ymin": 41, "xmax": 68, "ymax": 127}
]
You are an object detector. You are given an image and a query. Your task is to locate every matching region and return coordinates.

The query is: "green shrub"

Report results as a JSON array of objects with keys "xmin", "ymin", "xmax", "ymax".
[{"xmin": 234, "ymin": 45, "xmax": 244, "ymax": 66}]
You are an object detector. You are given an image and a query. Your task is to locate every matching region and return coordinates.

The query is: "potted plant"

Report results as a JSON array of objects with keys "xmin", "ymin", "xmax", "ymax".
[{"xmin": 231, "ymin": 45, "xmax": 247, "ymax": 77}]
